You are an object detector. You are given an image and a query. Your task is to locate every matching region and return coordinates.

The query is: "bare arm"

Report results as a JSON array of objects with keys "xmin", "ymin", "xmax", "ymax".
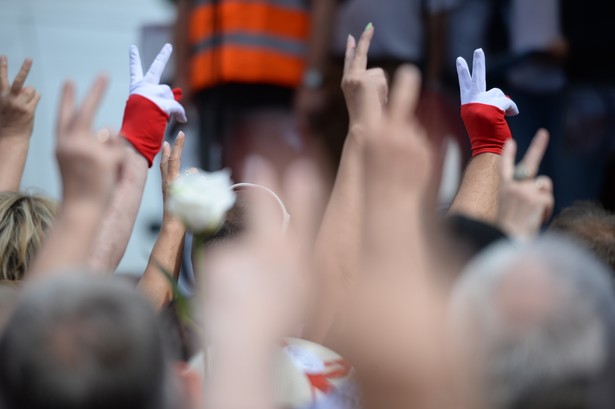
[
  {"xmin": 340, "ymin": 66, "xmax": 453, "ymax": 409},
  {"xmin": 0, "ymin": 57, "xmax": 40, "ymax": 192},
  {"xmin": 87, "ymin": 147, "xmax": 148, "ymax": 272},
  {"xmin": 305, "ymin": 26, "xmax": 387, "ymax": 343},
  {"xmin": 138, "ymin": 133, "xmax": 186, "ymax": 309},
  {"xmin": 449, "ymin": 153, "xmax": 501, "ymax": 223}
]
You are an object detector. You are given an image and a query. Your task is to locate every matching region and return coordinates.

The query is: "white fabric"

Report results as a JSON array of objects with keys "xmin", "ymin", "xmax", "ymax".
[
  {"xmin": 331, "ymin": 0, "xmax": 460, "ymax": 60},
  {"xmin": 128, "ymin": 43, "xmax": 187, "ymax": 123},
  {"xmin": 456, "ymin": 48, "xmax": 519, "ymax": 116}
]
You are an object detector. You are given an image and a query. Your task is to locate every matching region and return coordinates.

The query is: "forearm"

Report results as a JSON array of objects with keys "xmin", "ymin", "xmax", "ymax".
[
  {"xmin": 306, "ymin": 133, "xmax": 364, "ymax": 343},
  {"xmin": 28, "ymin": 200, "xmax": 105, "ymax": 279},
  {"xmin": 0, "ymin": 137, "xmax": 29, "ymax": 191},
  {"xmin": 138, "ymin": 217, "xmax": 185, "ymax": 309},
  {"xmin": 305, "ymin": 0, "xmax": 336, "ymax": 72},
  {"xmin": 88, "ymin": 145, "xmax": 148, "ymax": 272},
  {"xmin": 449, "ymin": 153, "xmax": 501, "ymax": 223}
]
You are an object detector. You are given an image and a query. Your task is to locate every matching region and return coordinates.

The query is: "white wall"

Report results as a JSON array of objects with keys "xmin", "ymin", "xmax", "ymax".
[{"xmin": 0, "ymin": 0, "xmax": 179, "ymax": 274}]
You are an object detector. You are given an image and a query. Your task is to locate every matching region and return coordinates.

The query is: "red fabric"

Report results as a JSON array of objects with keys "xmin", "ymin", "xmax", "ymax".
[
  {"xmin": 461, "ymin": 103, "xmax": 512, "ymax": 157},
  {"xmin": 119, "ymin": 88, "xmax": 182, "ymax": 167}
]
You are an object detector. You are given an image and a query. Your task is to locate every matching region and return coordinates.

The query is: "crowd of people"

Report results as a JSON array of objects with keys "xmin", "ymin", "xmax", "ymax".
[{"xmin": 2, "ymin": 2, "xmax": 615, "ymax": 409}]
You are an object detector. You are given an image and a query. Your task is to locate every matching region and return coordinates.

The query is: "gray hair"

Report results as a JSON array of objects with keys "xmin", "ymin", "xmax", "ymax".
[
  {"xmin": 0, "ymin": 274, "xmax": 176, "ymax": 409},
  {"xmin": 451, "ymin": 235, "xmax": 615, "ymax": 409}
]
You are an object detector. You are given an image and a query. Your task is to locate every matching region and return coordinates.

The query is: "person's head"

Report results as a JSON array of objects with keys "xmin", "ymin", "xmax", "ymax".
[
  {"xmin": 0, "ymin": 192, "xmax": 57, "ymax": 281},
  {"xmin": 451, "ymin": 235, "xmax": 615, "ymax": 409},
  {"xmin": 192, "ymin": 184, "xmax": 290, "ymax": 279},
  {"xmin": 0, "ymin": 274, "xmax": 178, "ymax": 409},
  {"xmin": 550, "ymin": 201, "xmax": 615, "ymax": 272}
]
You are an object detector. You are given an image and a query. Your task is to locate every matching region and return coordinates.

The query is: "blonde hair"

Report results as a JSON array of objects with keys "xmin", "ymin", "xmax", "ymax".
[{"xmin": 0, "ymin": 192, "xmax": 57, "ymax": 281}]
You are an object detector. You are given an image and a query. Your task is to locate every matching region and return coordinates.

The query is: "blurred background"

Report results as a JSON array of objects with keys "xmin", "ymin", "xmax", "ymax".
[{"xmin": 1, "ymin": 0, "xmax": 614, "ymax": 274}]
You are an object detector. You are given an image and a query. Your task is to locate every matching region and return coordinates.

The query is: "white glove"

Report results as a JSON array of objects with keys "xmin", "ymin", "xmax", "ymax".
[
  {"xmin": 129, "ymin": 43, "xmax": 187, "ymax": 123},
  {"xmin": 456, "ymin": 49, "xmax": 519, "ymax": 116}
]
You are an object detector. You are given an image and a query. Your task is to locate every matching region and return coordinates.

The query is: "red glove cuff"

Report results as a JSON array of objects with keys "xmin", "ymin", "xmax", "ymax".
[
  {"xmin": 120, "ymin": 94, "xmax": 168, "ymax": 167},
  {"xmin": 461, "ymin": 103, "xmax": 512, "ymax": 157},
  {"xmin": 120, "ymin": 88, "xmax": 182, "ymax": 167}
]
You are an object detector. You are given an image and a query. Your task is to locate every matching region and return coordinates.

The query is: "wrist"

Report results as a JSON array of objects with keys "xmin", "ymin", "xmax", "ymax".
[
  {"xmin": 161, "ymin": 216, "xmax": 186, "ymax": 235},
  {"xmin": 0, "ymin": 134, "xmax": 30, "ymax": 148}
]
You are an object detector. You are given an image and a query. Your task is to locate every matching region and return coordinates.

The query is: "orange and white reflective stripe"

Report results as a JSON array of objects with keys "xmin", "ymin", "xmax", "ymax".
[{"xmin": 189, "ymin": 0, "xmax": 310, "ymax": 89}]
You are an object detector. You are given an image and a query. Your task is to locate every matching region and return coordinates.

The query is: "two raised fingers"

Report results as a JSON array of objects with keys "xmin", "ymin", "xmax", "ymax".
[
  {"xmin": 388, "ymin": 65, "xmax": 421, "ymax": 123},
  {"xmin": 343, "ymin": 24, "xmax": 374, "ymax": 77},
  {"xmin": 456, "ymin": 48, "xmax": 486, "ymax": 95},
  {"xmin": 144, "ymin": 43, "xmax": 172, "ymax": 84},
  {"xmin": 57, "ymin": 75, "xmax": 108, "ymax": 138},
  {"xmin": 520, "ymin": 129, "xmax": 550, "ymax": 176},
  {"xmin": 0, "ymin": 57, "xmax": 33, "ymax": 95},
  {"xmin": 501, "ymin": 129, "xmax": 550, "ymax": 182}
]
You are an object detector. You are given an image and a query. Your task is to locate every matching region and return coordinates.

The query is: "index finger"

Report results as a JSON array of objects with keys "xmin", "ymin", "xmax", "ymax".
[
  {"xmin": 501, "ymin": 139, "xmax": 517, "ymax": 181},
  {"xmin": 387, "ymin": 64, "xmax": 421, "ymax": 123},
  {"xmin": 10, "ymin": 58, "xmax": 33, "ymax": 95},
  {"xmin": 0, "ymin": 56, "xmax": 8, "ymax": 92},
  {"xmin": 73, "ymin": 75, "xmax": 108, "ymax": 131},
  {"xmin": 456, "ymin": 57, "xmax": 472, "ymax": 94},
  {"xmin": 471, "ymin": 49, "xmax": 486, "ymax": 93},
  {"xmin": 144, "ymin": 43, "xmax": 172, "ymax": 84},
  {"xmin": 129, "ymin": 45, "xmax": 144, "ymax": 84},
  {"xmin": 168, "ymin": 131, "xmax": 186, "ymax": 181},
  {"xmin": 350, "ymin": 24, "xmax": 374, "ymax": 74},
  {"xmin": 520, "ymin": 128, "xmax": 550, "ymax": 176},
  {"xmin": 56, "ymin": 81, "xmax": 76, "ymax": 138},
  {"xmin": 343, "ymin": 34, "xmax": 357, "ymax": 76}
]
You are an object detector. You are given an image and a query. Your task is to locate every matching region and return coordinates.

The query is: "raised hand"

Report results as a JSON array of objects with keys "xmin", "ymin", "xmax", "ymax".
[
  {"xmin": 138, "ymin": 131, "xmax": 187, "ymax": 309},
  {"xmin": 497, "ymin": 129, "xmax": 554, "ymax": 240},
  {"xmin": 456, "ymin": 49, "xmax": 518, "ymax": 158},
  {"xmin": 0, "ymin": 57, "xmax": 41, "ymax": 140},
  {"xmin": 120, "ymin": 44, "xmax": 187, "ymax": 167},
  {"xmin": 27, "ymin": 76, "xmax": 127, "ymax": 279},
  {"xmin": 341, "ymin": 25, "xmax": 388, "ymax": 134},
  {"xmin": 363, "ymin": 65, "xmax": 433, "ymax": 194},
  {"xmin": 56, "ymin": 76, "xmax": 126, "ymax": 208}
]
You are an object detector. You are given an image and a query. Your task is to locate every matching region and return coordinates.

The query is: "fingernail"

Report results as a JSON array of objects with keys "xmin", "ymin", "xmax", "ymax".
[{"xmin": 364, "ymin": 22, "xmax": 373, "ymax": 32}]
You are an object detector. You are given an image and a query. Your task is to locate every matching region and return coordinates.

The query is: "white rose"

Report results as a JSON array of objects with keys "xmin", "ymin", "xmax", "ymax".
[{"xmin": 167, "ymin": 169, "xmax": 236, "ymax": 233}]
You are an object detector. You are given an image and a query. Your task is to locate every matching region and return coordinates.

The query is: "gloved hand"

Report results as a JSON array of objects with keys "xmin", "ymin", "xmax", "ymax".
[
  {"xmin": 120, "ymin": 43, "xmax": 187, "ymax": 167},
  {"xmin": 456, "ymin": 48, "xmax": 518, "ymax": 157}
]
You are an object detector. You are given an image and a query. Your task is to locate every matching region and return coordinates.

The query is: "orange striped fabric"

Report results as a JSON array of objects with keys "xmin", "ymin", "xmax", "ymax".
[{"xmin": 189, "ymin": 0, "xmax": 310, "ymax": 90}]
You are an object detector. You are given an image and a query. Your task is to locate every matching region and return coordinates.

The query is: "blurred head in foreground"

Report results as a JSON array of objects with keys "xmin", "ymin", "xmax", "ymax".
[
  {"xmin": 0, "ymin": 274, "xmax": 178, "ymax": 409},
  {"xmin": 452, "ymin": 235, "xmax": 615, "ymax": 409},
  {"xmin": 0, "ymin": 192, "xmax": 57, "ymax": 282}
]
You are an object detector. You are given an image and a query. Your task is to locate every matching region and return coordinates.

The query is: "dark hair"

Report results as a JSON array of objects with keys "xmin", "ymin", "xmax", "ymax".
[
  {"xmin": 196, "ymin": 194, "xmax": 247, "ymax": 249},
  {"xmin": 550, "ymin": 201, "xmax": 615, "ymax": 272},
  {"xmin": 0, "ymin": 275, "xmax": 174, "ymax": 409}
]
